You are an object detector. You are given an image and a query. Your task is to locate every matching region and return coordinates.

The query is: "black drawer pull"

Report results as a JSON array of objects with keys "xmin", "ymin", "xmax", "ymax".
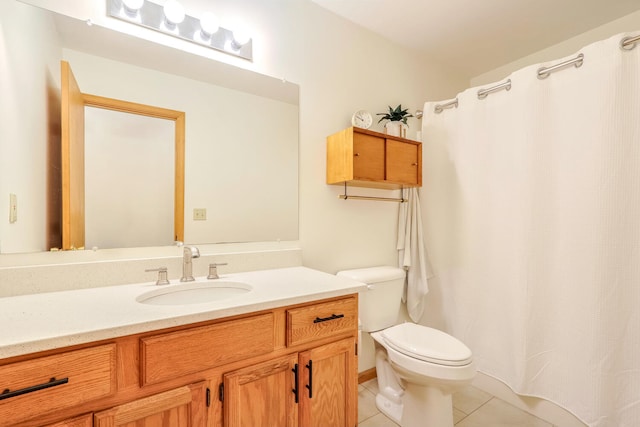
[
  {"xmin": 1, "ymin": 377, "xmax": 69, "ymax": 401},
  {"xmin": 305, "ymin": 360, "xmax": 313, "ymax": 398},
  {"xmin": 313, "ymin": 313, "xmax": 344, "ymax": 323},
  {"xmin": 292, "ymin": 363, "xmax": 299, "ymax": 403}
]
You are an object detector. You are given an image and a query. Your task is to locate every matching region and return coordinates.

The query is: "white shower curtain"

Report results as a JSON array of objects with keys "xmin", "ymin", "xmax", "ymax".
[{"xmin": 421, "ymin": 32, "xmax": 640, "ymax": 427}]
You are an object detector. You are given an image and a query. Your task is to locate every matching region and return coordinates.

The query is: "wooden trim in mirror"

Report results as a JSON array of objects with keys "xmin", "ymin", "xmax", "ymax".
[
  {"xmin": 81, "ymin": 93, "xmax": 185, "ymax": 245},
  {"xmin": 61, "ymin": 61, "xmax": 85, "ymax": 251}
]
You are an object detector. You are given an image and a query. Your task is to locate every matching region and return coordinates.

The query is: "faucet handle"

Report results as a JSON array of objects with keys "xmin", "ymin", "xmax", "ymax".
[
  {"xmin": 207, "ymin": 263, "xmax": 228, "ymax": 280},
  {"xmin": 145, "ymin": 267, "xmax": 170, "ymax": 285}
]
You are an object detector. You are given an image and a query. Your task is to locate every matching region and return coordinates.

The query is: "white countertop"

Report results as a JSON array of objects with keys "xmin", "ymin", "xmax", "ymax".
[{"xmin": 0, "ymin": 266, "xmax": 366, "ymax": 359}]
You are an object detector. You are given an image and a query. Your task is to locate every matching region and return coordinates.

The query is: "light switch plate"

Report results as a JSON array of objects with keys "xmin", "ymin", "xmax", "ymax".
[{"xmin": 9, "ymin": 194, "xmax": 17, "ymax": 223}]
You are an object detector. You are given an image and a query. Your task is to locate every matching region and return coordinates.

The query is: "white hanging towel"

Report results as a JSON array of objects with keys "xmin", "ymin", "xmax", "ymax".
[{"xmin": 397, "ymin": 188, "xmax": 429, "ymax": 322}]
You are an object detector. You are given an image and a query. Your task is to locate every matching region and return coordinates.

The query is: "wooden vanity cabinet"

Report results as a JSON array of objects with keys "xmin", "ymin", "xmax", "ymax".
[
  {"xmin": 223, "ymin": 354, "xmax": 299, "ymax": 427},
  {"xmin": 222, "ymin": 337, "xmax": 357, "ymax": 427},
  {"xmin": 286, "ymin": 298, "xmax": 358, "ymax": 427},
  {"xmin": 0, "ymin": 295, "xmax": 358, "ymax": 427},
  {"xmin": 327, "ymin": 126, "xmax": 422, "ymax": 189},
  {"xmin": 44, "ymin": 414, "xmax": 93, "ymax": 427},
  {"xmin": 93, "ymin": 382, "xmax": 208, "ymax": 426},
  {"xmin": 222, "ymin": 297, "xmax": 358, "ymax": 427},
  {"xmin": 298, "ymin": 337, "xmax": 357, "ymax": 427},
  {"xmin": 0, "ymin": 344, "xmax": 116, "ymax": 426}
]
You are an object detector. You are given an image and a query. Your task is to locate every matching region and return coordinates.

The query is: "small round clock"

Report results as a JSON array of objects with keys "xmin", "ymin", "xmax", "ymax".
[{"xmin": 351, "ymin": 110, "xmax": 373, "ymax": 129}]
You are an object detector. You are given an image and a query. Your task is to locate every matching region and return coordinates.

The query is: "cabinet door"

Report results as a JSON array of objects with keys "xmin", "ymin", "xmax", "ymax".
[
  {"xmin": 94, "ymin": 381, "xmax": 208, "ymax": 427},
  {"xmin": 299, "ymin": 338, "xmax": 357, "ymax": 427},
  {"xmin": 45, "ymin": 414, "xmax": 93, "ymax": 427},
  {"xmin": 352, "ymin": 133, "xmax": 385, "ymax": 181},
  {"xmin": 223, "ymin": 354, "xmax": 298, "ymax": 427},
  {"xmin": 386, "ymin": 139, "xmax": 420, "ymax": 185}
]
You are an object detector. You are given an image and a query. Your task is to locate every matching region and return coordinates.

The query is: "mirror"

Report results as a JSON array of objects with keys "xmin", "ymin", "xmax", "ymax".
[
  {"xmin": 0, "ymin": 1, "xmax": 299, "ymax": 254},
  {"xmin": 81, "ymin": 95, "xmax": 185, "ymax": 249},
  {"xmin": 86, "ymin": 107, "xmax": 177, "ymax": 249}
]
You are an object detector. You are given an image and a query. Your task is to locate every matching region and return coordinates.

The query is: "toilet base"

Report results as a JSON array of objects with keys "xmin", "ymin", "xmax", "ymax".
[
  {"xmin": 401, "ymin": 382, "xmax": 454, "ymax": 427},
  {"xmin": 375, "ymin": 393, "xmax": 402, "ymax": 425},
  {"xmin": 370, "ymin": 329, "xmax": 473, "ymax": 427}
]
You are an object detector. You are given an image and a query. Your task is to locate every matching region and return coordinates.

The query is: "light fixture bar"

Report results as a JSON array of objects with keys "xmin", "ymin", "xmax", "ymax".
[{"xmin": 107, "ymin": 0, "xmax": 252, "ymax": 61}]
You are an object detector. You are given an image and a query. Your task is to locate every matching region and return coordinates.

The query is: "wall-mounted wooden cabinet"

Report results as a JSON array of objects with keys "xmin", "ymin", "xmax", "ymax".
[{"xmin": 327, "ymin": 127, "xmax": 422, "ymax": 189}]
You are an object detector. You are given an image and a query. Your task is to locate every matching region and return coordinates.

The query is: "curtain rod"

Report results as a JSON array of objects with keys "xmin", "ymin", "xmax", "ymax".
[
  {"xmin": 434, "ymin": 98, "xmax": 458, "ymax": 114},
  {"xmin": 621, "ymin": 34, "xmax": 640, "ymax": 50},
  {"xmin": 478, "ymin": 79, "xmax": 511, "ymax": 99},
  {"xmin": 537, "ymin": 53, "xmax": 583, "ymax": 79},
  {"xmin": 431, "ymin": 32, "xmax": 640, "ymax": 112}
]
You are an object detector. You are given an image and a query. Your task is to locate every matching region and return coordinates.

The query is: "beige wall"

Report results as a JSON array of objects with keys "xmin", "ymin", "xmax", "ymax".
[
  {"xmin": 3, "ymin": 0, "xmax": 468, "ymax": 262},
  {"xmin": 0, "ymin": 1, "xmax": 62, "ymax": 253},
  {"xmin": 2, "ymin": 0, "xmax": 467, "ymax": 374},
  {"xmin": 471, "ymin": 10, "xmax": 640, "ymax": 87}
]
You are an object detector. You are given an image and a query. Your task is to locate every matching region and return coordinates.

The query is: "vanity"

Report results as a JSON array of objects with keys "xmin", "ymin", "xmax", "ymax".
[{"xmin": 0, "ymin": 267, "xmax": 365, "ymax": 427}]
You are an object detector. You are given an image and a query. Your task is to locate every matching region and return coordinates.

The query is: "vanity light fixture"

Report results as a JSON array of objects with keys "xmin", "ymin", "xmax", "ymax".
[{"xmin": 107, "ymin": 0, "xmax": 253, "ymax": 61}]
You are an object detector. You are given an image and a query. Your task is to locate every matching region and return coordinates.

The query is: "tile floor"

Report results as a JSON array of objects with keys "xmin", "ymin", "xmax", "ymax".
[{"xmin": 358, "ymin": 379, "xmax": 556, "ymax": 427}]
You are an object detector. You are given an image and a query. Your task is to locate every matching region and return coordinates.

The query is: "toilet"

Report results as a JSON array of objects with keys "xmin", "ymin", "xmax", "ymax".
[{"xmin": 337, "ymin": 266, "xmax": 476, "ymax": 427}]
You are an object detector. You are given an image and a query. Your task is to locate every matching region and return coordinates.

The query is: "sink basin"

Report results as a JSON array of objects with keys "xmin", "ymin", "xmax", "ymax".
[{"xmin": 137, "ymin": 281, "xmax": 252, "ymax": 305}]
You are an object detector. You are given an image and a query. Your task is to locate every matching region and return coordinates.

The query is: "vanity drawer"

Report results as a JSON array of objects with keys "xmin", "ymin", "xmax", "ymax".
[
  {"xmin": 287, "ymin": 296, "xmax": 358, "ymax": 347},
  {"xmin": 0, "ymin": 344, "xmax": 116, "ymax": 426},
  {"xmin": 141, "ymin": 312, "xmax": 275, "ymax": 386}
]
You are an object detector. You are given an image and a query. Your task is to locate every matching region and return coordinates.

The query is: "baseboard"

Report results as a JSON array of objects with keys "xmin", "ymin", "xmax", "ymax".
[{"xmin": 358, "ymin": 368, "xmax": 376, "ymax": 384}]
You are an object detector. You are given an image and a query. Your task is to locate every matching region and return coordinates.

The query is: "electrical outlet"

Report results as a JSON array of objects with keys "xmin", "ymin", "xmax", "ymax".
[{"xmin": 193, "ymin": 208, "xmax": 207, "ymax": 221}]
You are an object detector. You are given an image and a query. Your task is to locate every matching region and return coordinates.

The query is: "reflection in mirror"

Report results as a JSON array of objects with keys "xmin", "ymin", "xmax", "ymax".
[
  {"xmin": 84, "ymin": 108, "xmax": 175, "ymax": 249},
  {"xmin": 0, "ymin": 1, "xmax": 299, "ymax": 255}
]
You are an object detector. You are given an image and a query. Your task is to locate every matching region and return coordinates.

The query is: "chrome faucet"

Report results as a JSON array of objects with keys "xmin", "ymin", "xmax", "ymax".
[{"xmin": 180, "ymin": 246, "xmax": 200, "ymax": 282}]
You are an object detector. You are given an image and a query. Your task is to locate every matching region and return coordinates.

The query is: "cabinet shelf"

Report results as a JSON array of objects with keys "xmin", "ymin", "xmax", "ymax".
[{"xmin": 327, "ymin": 126, "xmax": 422, "ymax": 190}]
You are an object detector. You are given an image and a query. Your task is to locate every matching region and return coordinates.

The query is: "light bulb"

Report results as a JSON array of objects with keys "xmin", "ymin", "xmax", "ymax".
[
  {"xmin": 231, "ymin": 27, "xmax": 251, "ymax": 49},
  {"xmin": 200, "ymin": 12, "xmax": 219, "ymax": 37},
  {"xmin": 122, "ymin": 0, "xmax": 144, "ymax": 18},
  {"xmin": 123, "ymin": 0, "xmax": 144, "ymax": 11},
  {"xmin": 163, "ymin": 0, "xmax": 185, "ymax": 26}
]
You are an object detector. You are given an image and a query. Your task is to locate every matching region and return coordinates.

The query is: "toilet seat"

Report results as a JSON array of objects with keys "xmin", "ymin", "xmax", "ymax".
[{"xmin": 381, "ymin": 323, "xmax": 472, "ymax": 366}]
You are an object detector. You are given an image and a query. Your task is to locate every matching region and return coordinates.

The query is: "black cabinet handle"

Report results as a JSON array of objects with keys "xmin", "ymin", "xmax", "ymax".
[
  {"xmin": 0, "ymin": 377, "xmax": 68, "ymax": 401},
  {"xmin": 292, "ymin": 363, "xmax": 299, "ymax": 403},
  {"xmin": 313, "ymin": 313, "xmax": 344, "ymax": 324},
  {"xmin": 305, "ymin": 360, "xmax": 313, "ymax": 398}
]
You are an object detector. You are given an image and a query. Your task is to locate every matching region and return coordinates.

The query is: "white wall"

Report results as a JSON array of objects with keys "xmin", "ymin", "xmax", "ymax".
[
  {"xmin": 0, "ymin": 1, "xmax": 62, "ymax": 253},
  {"xmin": 84, "ymin": 108, "xmax": 175, "ymax": 249},
  {"xmin": 16, "ymin": 0, "xmax": 468, "ymax": 265},
  {"xmin": 291, "ymin": 4, "xmax": 467, "ymax": 275},
  {"xmin": 5, "ymin": 0, "xmax": 467, "ymax": 372},
  {"xmin": 472, "ymin": 10, "xmax": 640, "ymax": 87}
]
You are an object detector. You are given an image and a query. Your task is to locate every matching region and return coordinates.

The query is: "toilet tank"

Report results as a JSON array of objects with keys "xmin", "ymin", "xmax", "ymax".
[{"xmin": 337, "ymin": 266, "xmax": 405, "ymax": 332}]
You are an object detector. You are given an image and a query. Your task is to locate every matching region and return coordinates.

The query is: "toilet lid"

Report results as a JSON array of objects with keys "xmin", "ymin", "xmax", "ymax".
[{"xmin": 381, "ymin": 323, "xmax": 472, "ymax": 366}]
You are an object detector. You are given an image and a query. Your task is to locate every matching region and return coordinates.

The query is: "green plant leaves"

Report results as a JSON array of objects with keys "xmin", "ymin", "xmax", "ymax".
[{"xmin": 376, "ymin": 104, "xmax": 414, "ymax": 124}]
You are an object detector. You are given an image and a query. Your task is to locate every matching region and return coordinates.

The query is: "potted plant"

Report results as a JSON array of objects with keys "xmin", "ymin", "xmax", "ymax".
[{"xmin": 377, "ymin": 104, "xmax": 413, "ymax": 137}]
